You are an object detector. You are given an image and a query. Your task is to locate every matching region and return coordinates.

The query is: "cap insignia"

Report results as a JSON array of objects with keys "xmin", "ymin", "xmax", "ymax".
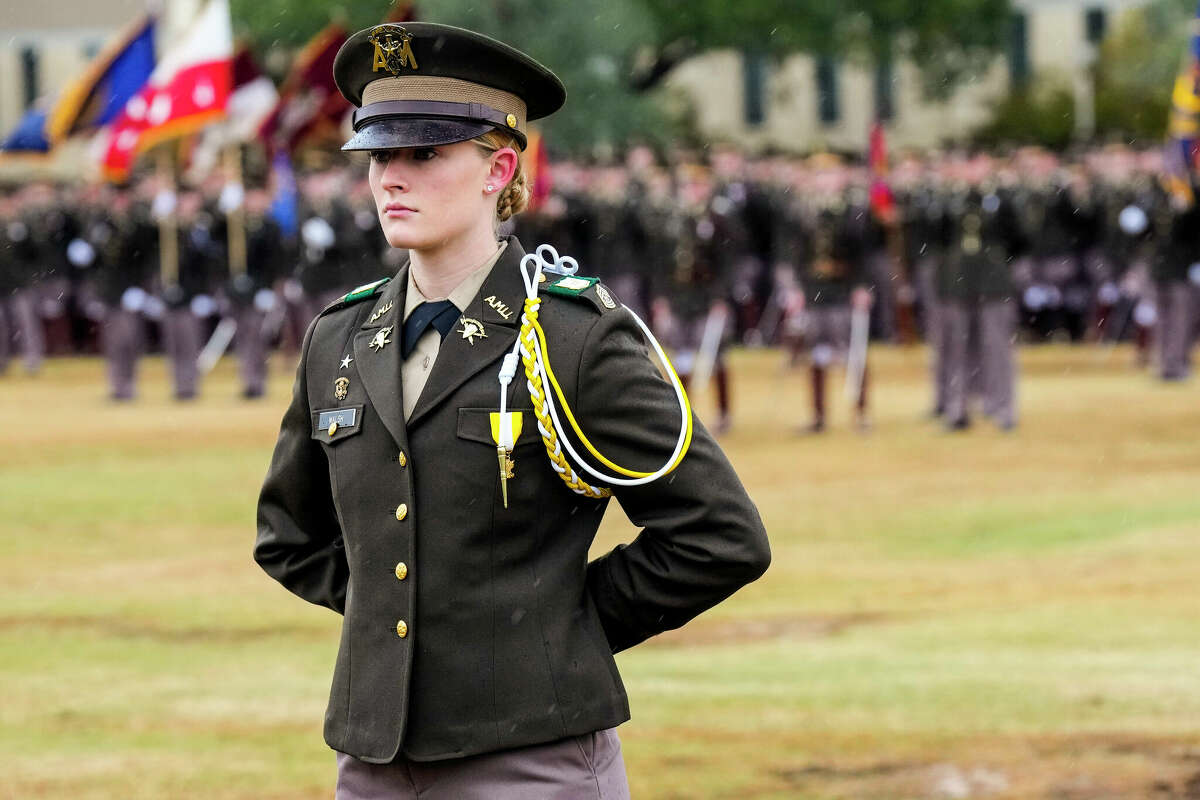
[{"xmin": 369, "ymin": 25, "xmax": 419, "ymax": 75}]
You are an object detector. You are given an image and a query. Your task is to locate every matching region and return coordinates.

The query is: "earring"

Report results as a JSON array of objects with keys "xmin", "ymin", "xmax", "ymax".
[{"xmin": 486, "ymin": 184, "xmax": 495, "ymax": 192}]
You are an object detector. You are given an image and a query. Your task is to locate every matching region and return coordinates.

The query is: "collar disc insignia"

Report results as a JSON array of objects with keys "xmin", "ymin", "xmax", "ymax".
[
  {"xmin": 458, "ymin": 317, "xmax": 487, "ymax": 345},
  {"xmin": 369, "ymin": 325, "xmax": 394, "ymax": 352}
]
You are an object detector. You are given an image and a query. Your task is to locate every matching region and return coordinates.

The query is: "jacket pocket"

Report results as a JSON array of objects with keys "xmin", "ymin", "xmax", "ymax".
[
  {"xmin": 456, "ymin": 407, "xmax": 541, "ymax": 450},
  {"xmin": 311, "ymin": 405, "xmax": 365, "ymax": 445}
]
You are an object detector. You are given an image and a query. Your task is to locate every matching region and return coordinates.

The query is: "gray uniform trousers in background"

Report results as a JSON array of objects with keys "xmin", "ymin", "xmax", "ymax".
[
  {"xmin": 162, "ymin": 308, "xmax": 202, "ymax": 399},
  {"xmin": 0, "ymin": 299, "xmax": 10, "ymax": 374},
  {"xmin": 942, "ymin": 300, "xmax": 1017, "ymax": 428},
  {"xmin": 235, "ymin": 306, "xmax": 268, "ymax": 397},
  {"xmin": 917, "ymin": 257, "xmax": 947, "ymax": 414},
  {"xmin": 1157, "ymin": 281, "xmax": 1193, "ymax": 380},
  {"xmin": 335, "ymin": 728, "xmax": 630, "ymax": 800},
  {"xmin": 102, "ymin": 309, "xmax": 144, "ymax": 400},
  {"xmin": 10, "ymin": 288, "xmax": 45, "ymax": 373},
  {"xmin": 979, "ymin": 300, "xmax": 1017, "ymax": 428}
]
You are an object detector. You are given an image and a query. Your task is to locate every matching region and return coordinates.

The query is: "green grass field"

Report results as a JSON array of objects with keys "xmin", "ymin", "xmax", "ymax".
[{"xmin": 2, "ymin": 345, "xmax": 1199, "ymax": 799}]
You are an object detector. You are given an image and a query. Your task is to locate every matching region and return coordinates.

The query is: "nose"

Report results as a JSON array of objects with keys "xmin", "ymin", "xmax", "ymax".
[{"xmin": 379, "ymin": 156, "xmax": 409, "ymax": 192}]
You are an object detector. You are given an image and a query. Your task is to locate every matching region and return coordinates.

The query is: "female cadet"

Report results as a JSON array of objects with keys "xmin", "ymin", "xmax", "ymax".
[{"xmin": 254, "ymin": 23, "xmax": 770, "ymax": 799}]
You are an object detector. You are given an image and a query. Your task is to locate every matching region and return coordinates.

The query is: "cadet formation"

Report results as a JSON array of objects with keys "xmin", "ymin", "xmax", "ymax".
[{"xmin": 1, "ymin": 143, "xmax": 1197, "ymax": 432}]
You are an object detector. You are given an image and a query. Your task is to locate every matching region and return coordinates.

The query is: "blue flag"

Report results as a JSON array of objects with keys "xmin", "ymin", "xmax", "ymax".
[
  {"xmin": 47, "ymin": 15, "xmax": 156, "ymax": 143},
  {"xmin": 0, "ymin": 108, "xmax": 50, "ymax": 153},
  {"xmin": 269, "ymin": 151, "xmax": 299, "ymax": 238}
]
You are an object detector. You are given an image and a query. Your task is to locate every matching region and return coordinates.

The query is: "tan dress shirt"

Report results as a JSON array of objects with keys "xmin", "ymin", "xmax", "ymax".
[{"xmin": 401, "ymin": 241, "xmax": 509, "ymax": 420}]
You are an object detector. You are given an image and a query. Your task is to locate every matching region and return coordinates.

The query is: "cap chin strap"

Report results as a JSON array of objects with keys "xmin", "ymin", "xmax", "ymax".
[{"xmin": 494, "ymin": 244, "xmax": 694, "ymax": 500}]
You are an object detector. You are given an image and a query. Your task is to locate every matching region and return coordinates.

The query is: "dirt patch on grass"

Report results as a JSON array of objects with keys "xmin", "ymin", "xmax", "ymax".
[
  {"xmin": 772, "ymin": 733, "xmax": 1200, "ymax": 799},
  {"xmin": 644, "ymin": 611, "xmax": 893, "ymax": 647},
  {"xmin": 0, "ymin": 613, "xmax": 324, "ymax": 644}
]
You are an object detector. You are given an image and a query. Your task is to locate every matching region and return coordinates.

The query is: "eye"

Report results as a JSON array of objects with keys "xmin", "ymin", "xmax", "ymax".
[
  {"xmin": 412, "ymin": 147, "xmax": 438, "ymax": 162},
  {"xmin": 369, "ymin": 150, "xmax": 394, "ymax": 164}
]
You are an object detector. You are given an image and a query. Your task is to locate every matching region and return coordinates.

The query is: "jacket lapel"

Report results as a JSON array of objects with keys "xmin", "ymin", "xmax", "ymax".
[
  {"xmin": 353, "ymin": 262, "xmax": 409, "ymax": 450},
  {"xmin": 406, "ymin": 237, "xmax": 527, "ymax": 429}
]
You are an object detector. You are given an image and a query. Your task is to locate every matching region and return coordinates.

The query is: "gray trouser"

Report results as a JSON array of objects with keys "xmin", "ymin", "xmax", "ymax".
[
  {"xmin": 1157, "ymin": 281, "xmax": 1193, "ymax": 380},
  {"xmin": 0, "ymin": 298, "xmax": 10, "ymax": 374},
  {"xmin": 10, "ymin": 288, "xmax": 45, "ymax": 373},
  {"xmin": 235, "ymin": 306, "xmax": 267, "ymax": 395},
  {"xmin": 979, "ymin": 301, "xmax": 1017, "ymax": 426},
  {"xmin": 162, "ymin": 308, "xmax": 202, "ymax": 398},
  {"xmin": 917, "ymin": 258, "xmax": 946, "ymax": 412},
  {"xmin": 102, "ymin": 309, "xmax": 144, "ymax": 400},
  {"xmin": 943, "ymin": 300, "xmax": 1017, "ymax": 426},
  {"xmin": 336, "ymin": 728, "xmax": 630, "ymax": 800}
]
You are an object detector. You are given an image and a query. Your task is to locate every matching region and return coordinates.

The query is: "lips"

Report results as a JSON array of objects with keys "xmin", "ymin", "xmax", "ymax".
[{"xmin": 384, "ymin": 203, "xmax": 416, "ymax": 217}]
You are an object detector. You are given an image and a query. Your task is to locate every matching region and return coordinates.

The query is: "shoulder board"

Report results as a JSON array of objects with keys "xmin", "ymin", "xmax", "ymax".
[
  {"xmin": 320, "ymin": 277, "xmax": 391, "ymax": 316},
  {"xmin": 344, "ymin": 277, "xmax": 391, "ymax": 303},
  {"xmin": 538, "ymin": 274, "xmax": 620, "ymax": 314}
]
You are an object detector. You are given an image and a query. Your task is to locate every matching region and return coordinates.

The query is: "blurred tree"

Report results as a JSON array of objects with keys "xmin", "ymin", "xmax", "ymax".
[
  {"xmin": 230, "ymin": 0, "xmax": 677, "ymax": 156},
  {"xmin": 1094, "ymin": 0, "xmax": 1195, "ymax": 143},
  {"xmin": 635, "ymin": 0, "xmax": 1014, "ymax": 99},
  {"xmin": 973, "ymin": 82, "xmax": 1076, "ymax": 150}
]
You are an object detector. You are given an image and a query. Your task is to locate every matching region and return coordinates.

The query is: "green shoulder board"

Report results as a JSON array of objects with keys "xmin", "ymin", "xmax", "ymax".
[
  {"xmin": 343, "ymin": 277, "xmax": 391, "ymax": 303},
  {"xmin": 539, "ymin": 275, "xmax": 619, "ymax": 314}
]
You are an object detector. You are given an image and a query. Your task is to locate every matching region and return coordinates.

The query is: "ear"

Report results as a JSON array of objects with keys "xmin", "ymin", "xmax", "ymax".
[{"xmin": 486, "ymin": 146, "xmax": 519, "ymax": 192}]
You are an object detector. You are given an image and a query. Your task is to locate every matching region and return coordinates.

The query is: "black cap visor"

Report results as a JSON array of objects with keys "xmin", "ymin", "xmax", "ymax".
[{"xmin": 341, "ymin": 117, "xmax": 503, "ymax": 152}]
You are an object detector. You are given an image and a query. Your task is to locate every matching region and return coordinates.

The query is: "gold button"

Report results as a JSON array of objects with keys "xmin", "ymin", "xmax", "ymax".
[
  {"xmin": 506, "ymin": 113, "xmax": 518, "ymax": 128},
  {"xmin": 328, "ymin": 421, "xmax": 338, "ymax": 436},
  {"xmin": 398, "ymin": 451, "xmax": 407, "ymax": 467},
  {"xmin": 396, "ymin": 620, "xmax": 408, "ymax": 638},
  {"xmin": 395, "ymin": 562, "xmax": 408, "ymax": 580},
  {"xmin": 395, "ymin": 503, "xmax": 408, "ymax": 521}
]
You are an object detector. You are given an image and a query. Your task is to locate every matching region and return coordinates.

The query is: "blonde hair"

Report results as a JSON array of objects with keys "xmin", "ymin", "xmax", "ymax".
[{"xmin": 474, "ymin": 130, "xmax": 529, "ymax": 223}]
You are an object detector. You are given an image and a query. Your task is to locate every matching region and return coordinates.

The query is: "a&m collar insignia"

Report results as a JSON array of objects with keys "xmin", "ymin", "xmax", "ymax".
[
  {"xmin": 484, "ymin": 295, "xmax": 513, "ymax": 320},
  {"xmin": 369, "ymin": 325, "xmax": 394, "ymax": 352},
  {"xmin": 458, "ymin": 317, "xmax": 487, "ymax": 345},
  {"xmin": 334, "ymin": 377, "xmax": 350, "ymax": 401},
  {"xmin": 368, "ymin": 25, "xmax": 419, "ymax": 75},
  {"xmin": 369, "ymin": 300, "xmax": 394, "ymax": 324}
]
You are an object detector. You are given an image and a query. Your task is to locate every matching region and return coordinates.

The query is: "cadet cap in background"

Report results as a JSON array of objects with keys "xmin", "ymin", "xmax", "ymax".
[{"xmin": 334, "ymin": 22, "xmax": 566, "ymax": 152}]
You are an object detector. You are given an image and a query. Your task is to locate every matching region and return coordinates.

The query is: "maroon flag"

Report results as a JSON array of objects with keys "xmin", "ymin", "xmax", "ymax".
[{"xmin": 258, "ymin": 24, "xmax": 350, "ymax": 155}]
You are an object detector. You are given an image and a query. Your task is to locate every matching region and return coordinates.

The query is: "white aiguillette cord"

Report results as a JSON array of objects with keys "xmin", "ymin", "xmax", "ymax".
[{"xmin": 493, "ymin": 244, "xmax": 694, "ymax": 496}]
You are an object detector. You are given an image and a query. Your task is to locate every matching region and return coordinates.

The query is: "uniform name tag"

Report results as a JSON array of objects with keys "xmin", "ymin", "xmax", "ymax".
[{"xmin": 318, "ymin": 408, "xmax": 358, "ymax": 431}]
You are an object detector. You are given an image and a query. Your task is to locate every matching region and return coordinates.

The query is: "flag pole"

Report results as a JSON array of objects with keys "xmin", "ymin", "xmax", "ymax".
[
  {"xmin": 156, "ymin": 146, "xmax": 179, "ymax": 287},
  {"xmin": 224, "ymin": 143, "xmax": 247, "ymax": 277}
]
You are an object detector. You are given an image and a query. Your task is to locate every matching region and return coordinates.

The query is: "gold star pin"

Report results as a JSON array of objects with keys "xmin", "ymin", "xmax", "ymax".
[
  {"xmin": 457, "ymin": 317, "xmax": 487, "ymax": 345},
  {"xmin": 369, "ymin": 325, "xmax": 394, "ymax": 352}
]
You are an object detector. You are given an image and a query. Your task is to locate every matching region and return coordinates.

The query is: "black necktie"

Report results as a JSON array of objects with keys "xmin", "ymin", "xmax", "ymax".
[{"xmin": 402, "ymin": 300, "xmax": 460, "ymax": 359}]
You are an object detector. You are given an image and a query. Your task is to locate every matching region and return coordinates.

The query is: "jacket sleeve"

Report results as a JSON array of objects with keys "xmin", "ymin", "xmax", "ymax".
[
  {"xmin": 254, "ymin": 316, "xmax": 349, "ymax": 614},
  {"xmin": 578, "ymin": 307, "xmax": 771, "ymax": 653}
]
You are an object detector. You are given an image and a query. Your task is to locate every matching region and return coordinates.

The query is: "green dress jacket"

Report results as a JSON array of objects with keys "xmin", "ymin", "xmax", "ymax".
[{"xmin": 255, "ymin": 236, "xmax": 770, "ymax": 763}]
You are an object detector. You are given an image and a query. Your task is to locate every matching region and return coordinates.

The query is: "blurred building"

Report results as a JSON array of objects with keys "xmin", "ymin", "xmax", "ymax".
[{"xmin": 663, "ymin": 0, "xmax": 1150, "ymax": 152}]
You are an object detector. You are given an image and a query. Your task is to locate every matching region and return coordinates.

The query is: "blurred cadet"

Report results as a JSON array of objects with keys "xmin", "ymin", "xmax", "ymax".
[
  {"xmin": 897, "ymin": 163, "xmax": 950, "ymax": 416},
  {"xmin": 709, "ymin": 143, "xmax": 775, "ymax": 343},
  {"xmin": 779, "ymin": 156, "xmax": 873, "ymax": 433},
  {"xmin": 227, "ymin": 188, "xmax": 285, "ymax": 399},
  {"xmin": 5, "ymin": 185, "xmax": 47, "ymax": 374},
  {"xmin": 94, "ymin": 187, "xmax": 157, "ymax": 401},
  {"xmin": 0, "ymin": 190, "xmax": 16, "ymax": 374},
  {"xmin": 588, "ymin": 165, "xmax": 650, "ymax": 321},
  {"xmin": 161, "ymin": 191, "xmax": 221, "ymax": 400},
  {"xmin": 653, "ymin": 162, "xmax": 735, "ymax": 432},
  {"xmin": 254, "ymin": 22, "xmax": 769, "ymax": 800},
  {"xmin": 295, "ymin": 172, "xmax": 354, "ymax": 323},
  {"xmin": 938, "ymin": 156, "xmax": 1025, "ymax": 431},
  {"xmin": 1152, "ymin": 184, "xmax": 1200, "ymax": 381}
]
